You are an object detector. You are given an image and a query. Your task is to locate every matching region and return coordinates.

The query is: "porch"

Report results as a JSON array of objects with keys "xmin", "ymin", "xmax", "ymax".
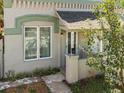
[
  {"xmin": 57, "ymin": 11, "xmax": 104, "ymax": 83},
  {"xmin": 60, "ymin": 30, "xmax": 99, "ymax": 83}
]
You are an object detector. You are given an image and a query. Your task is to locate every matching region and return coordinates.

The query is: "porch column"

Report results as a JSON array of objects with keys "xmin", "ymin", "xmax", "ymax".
[{"xmin": 65, "ymin": 55, "xmax": 79, "ymax": 83}]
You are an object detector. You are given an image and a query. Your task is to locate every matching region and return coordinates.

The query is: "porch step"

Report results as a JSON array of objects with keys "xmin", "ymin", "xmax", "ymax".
[
  {"xmin": 42, "ymin": 72, "xmax": 72, "ymax": 93},
  {"xmin": 47, "ymin": 82, "xmax": 72, "ymax": 93},
  {"xmin": 42, "ymin": 72, "xmax": 65, "ymax": 83}
]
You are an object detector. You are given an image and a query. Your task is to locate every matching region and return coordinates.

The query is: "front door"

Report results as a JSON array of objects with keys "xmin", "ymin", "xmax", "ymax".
[
  {"xmin": 66, "ymin": 32, "xmax": 78, "ymax": 54},
  {"xmin": 60, "ymin": 31, "xmax": 66, "ymax": 71}
]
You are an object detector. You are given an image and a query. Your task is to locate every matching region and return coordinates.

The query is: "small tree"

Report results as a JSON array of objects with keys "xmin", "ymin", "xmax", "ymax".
[
  {"xmin": 87, "ymin": 0, "xmax": 124, "ymax": 92},
  {"xmin": 121, "ymin": 0, "xmax": 124, "ymax": 7}
]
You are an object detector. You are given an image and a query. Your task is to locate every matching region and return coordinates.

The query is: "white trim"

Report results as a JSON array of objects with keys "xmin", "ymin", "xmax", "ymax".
[
  {"xmin": 37, "ymin": 26, "xmax": 40, "ymax": 59},
  {"xmin": 76, "ymin": 32, "xmax": 78, "ymax": 54},
  {"xmin": 24, "ymin": 26, "xmax": 38, "ymax": 61},
  {"xmin": 14, "ymin": 0, "xmax": 96, "ymax": 10},
  {"xmin": 66, "ymin": 31, "xmax": 68, "ymax": 54},
  {"xmin": 99, "ymin": 40, "xmax": 103, "ymax": 52},
  {"xmin": 39, "ymin": 26, "xmax": 53, "ymax": 59},
  {"xmin": 24, "ymin": 26, "xmax": 52, "ymax": 61}
]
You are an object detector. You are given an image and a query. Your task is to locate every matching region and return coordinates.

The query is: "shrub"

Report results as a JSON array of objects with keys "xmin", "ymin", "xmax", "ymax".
[
  {"xmin": 29, "ymin": 89, "xmax": 37, "ymax": 93},
  {"xmin": 32, "ymin": 67, "xmax": 60, "ymax": 77},
  {"xmin": 15, "ymin": 72, "xmax": 32, "ymax": 79},
  {"xmin": 5, "ymin": 70, "xmax": 16, "ymax": 81},
  {"xmin": 3, "ymin": 67, "xmax": 60, "ymax": 81},
  {"xmin": 0, "ymin": 89, "xmax": 6, "ymax": 93}
]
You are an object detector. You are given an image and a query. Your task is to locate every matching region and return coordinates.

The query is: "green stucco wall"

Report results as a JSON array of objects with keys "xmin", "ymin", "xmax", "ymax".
[
  {"xmin": 4, "ymin": 0, "xmax": 13, "ymax": 8},
  {"xmin": 5, "ymin": 15, "xmax": 59, "ymax": 35}
]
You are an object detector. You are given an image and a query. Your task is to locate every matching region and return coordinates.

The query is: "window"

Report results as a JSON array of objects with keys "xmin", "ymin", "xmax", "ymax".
[
  {"xmin": 67, "ymin": 32, "xmax": 77, "ymax": 54},
  {"xmin": 24, "ymin": 26, "xmax": 52, "ymax": 61},
  {"xmin": 91, "ymin": 36, "xmax": 103, "ymax": 54},
  {"xmin": 39, "ymin": 27, "xmax": 51, "ymax": 58}
]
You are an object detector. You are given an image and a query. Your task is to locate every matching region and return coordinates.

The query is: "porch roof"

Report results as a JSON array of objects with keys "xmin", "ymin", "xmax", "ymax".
[
  {"xmin": 57, "ymin": 11, "xmax": 109, "ymax": 29},
  {"xmin": 57, "ymin": 11, "xmax": 124, "ymax": 30},
  {"xmin": 57, "ymin": 11, "xmax": 96, "ymax": 23}
]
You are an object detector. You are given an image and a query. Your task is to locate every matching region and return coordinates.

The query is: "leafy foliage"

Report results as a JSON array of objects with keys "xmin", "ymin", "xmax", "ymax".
[
  {"xmin": 29, "ymin": 89, "xmax": 37, "ymax": 93},
  {"xmin": 2, "ymin": 67, "xmax": 60, "ymax": 81},
  {"xmin": 121, "ymin": 0, "xmax": 124, "ymax": 7},
  {"xmin": 0, "ymin": 89, "xmax": 6, "ymax": 93},
  {"xmin": 87, "ymin": 0, "xmax": 124, "ymax": 92},
  {"xmin": 70, "ymin": 77, "xmax": 109, "ymax": 93},
  {"xmin": 0, "ymin": 0, "xmax": 3, "ymax": 9}
]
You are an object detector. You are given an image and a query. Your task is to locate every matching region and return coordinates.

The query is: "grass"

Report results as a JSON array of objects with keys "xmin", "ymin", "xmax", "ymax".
[{"xmin": 69, "ymin": 77, "xmax": 109, "ymax": 93}]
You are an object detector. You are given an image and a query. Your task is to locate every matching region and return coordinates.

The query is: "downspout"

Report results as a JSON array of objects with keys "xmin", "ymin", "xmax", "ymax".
[
  {"xmin": 2, "ymin": 35, "xmax": 4, "ymax": 78},
  {"xmin": 1, "ymin": 19, "xmax": 4, "ymax": 78},
  {"xmin": 0, "ymin": 19, "xmax": 4, "ymax": 78}
]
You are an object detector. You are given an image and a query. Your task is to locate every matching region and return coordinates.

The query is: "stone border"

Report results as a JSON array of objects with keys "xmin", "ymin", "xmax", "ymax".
[{"xmin": 0, "ymin": 77, "xmax": 41, "ymax": 90}]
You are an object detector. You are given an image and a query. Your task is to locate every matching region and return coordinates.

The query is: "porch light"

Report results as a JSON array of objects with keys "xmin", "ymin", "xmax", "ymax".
[{"xmin": 61, "ymin": 32, "xmax": 63, "ymax": 35}]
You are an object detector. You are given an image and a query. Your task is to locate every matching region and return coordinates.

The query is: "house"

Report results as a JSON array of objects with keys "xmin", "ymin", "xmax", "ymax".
[{"xmin": 3, "ymin": 0, "xmax": 124, "ymax": 82}]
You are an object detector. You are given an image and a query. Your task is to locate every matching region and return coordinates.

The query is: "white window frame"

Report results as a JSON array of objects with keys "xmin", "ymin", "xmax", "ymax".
[{"xmin": 24, "ymin": 26, "xmax": 52, "ymax": 61}]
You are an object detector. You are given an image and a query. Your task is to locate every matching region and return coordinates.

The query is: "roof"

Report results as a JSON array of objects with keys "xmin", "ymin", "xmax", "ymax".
[
  {"xmin": 24, "ymin": 0, "xmax": 100, "ymax": 4},
  {"xmin": 57, "ymin": 11, "xmax": 96, "ymax": 23}
]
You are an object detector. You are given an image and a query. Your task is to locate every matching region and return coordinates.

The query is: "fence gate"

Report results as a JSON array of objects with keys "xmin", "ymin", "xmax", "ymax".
[{"xmin": 0, "ymin": 39, "xmax": 3, "ymax": 78}]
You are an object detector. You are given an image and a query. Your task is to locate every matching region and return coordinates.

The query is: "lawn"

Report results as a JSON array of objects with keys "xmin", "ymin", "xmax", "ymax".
[{"xmin": 69, "ymin": 77, "xmax": 108, "ymax": 93}]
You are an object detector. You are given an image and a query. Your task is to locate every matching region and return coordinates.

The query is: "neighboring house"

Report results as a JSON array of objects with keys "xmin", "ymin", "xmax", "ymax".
[{"xmin": 3, "ymin": 0, "xmax": 124, "ymax": 81}]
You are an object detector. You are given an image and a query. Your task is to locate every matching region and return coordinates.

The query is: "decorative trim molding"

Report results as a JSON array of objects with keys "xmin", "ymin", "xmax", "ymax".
[
  {"xmin": 12, "ymin": 0, "xmax": 97, "ymax": 10},
  {"xmin": 5, "ymin": 15, "xmax": 59, "ymax": 35}
]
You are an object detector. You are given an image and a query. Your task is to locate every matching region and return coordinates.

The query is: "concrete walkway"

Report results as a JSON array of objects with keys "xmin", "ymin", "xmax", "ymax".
[{"xmin": 42, "ymin": 73, "xmax": 72, "ymax": 93}]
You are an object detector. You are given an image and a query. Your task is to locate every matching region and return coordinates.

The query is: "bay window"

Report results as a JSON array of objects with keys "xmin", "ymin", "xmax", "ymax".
[{"xmin": 24, "ymin": 26, "xmax": 52, "ymax": 61}]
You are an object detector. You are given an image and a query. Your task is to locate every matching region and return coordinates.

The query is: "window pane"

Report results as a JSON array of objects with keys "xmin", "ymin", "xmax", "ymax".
[
  {"xmin": 40, "ymin": 27, "xmax": 51, "ymax": 58},
  {"xmin": 73, "ymin": 32, "xmax": 76, "ymax": 54},
  {"xmin": 92, "ymin": 36, "xmax": 100, "ymax": 54},
  {"xmin": 25, "ymin": 27, "xmax": 37, "ymax": 60},
  {"xmin": 68, "ymin": 32, "xmax": 71, "ymax": 54},
  {"xmin": 68, "ymin": 32, "xmax": 76, "ymax": 54}
]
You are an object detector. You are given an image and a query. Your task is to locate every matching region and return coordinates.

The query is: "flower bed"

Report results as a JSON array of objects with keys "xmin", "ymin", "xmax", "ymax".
[
  {"xmin": 0, "ymin": 67, "xmax": 60, "ymax": 93},
  {"xmin": 0, "ymin": 77, "xmax": 49, "ymax": 93}
]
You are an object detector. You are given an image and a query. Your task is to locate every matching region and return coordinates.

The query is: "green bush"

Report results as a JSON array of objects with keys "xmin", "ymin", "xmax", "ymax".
[
  {"xmin": 29, "ymin": 89, "xmax": 37, "ymax": 93},
  {"xmin": 5, "ymin": 70, "xmax": 16, "ymax": 81},
  {"xmin": 15, "ymin": 72, "xmax": 32, "ymax": 79},
  {"xmin": 32, "ymin": 67, "xmax": 60, "ymax": 77},
  {"xmin": 70, "ymin": 77, "xmax": 108, "ymax": 93},
  {"xmin": 0, "ymin": 89, "xmax": 6, "ymax": 93},
  {"xmin": 3, "ymin": 67, "xmax": 60, "ymax": 81}
]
